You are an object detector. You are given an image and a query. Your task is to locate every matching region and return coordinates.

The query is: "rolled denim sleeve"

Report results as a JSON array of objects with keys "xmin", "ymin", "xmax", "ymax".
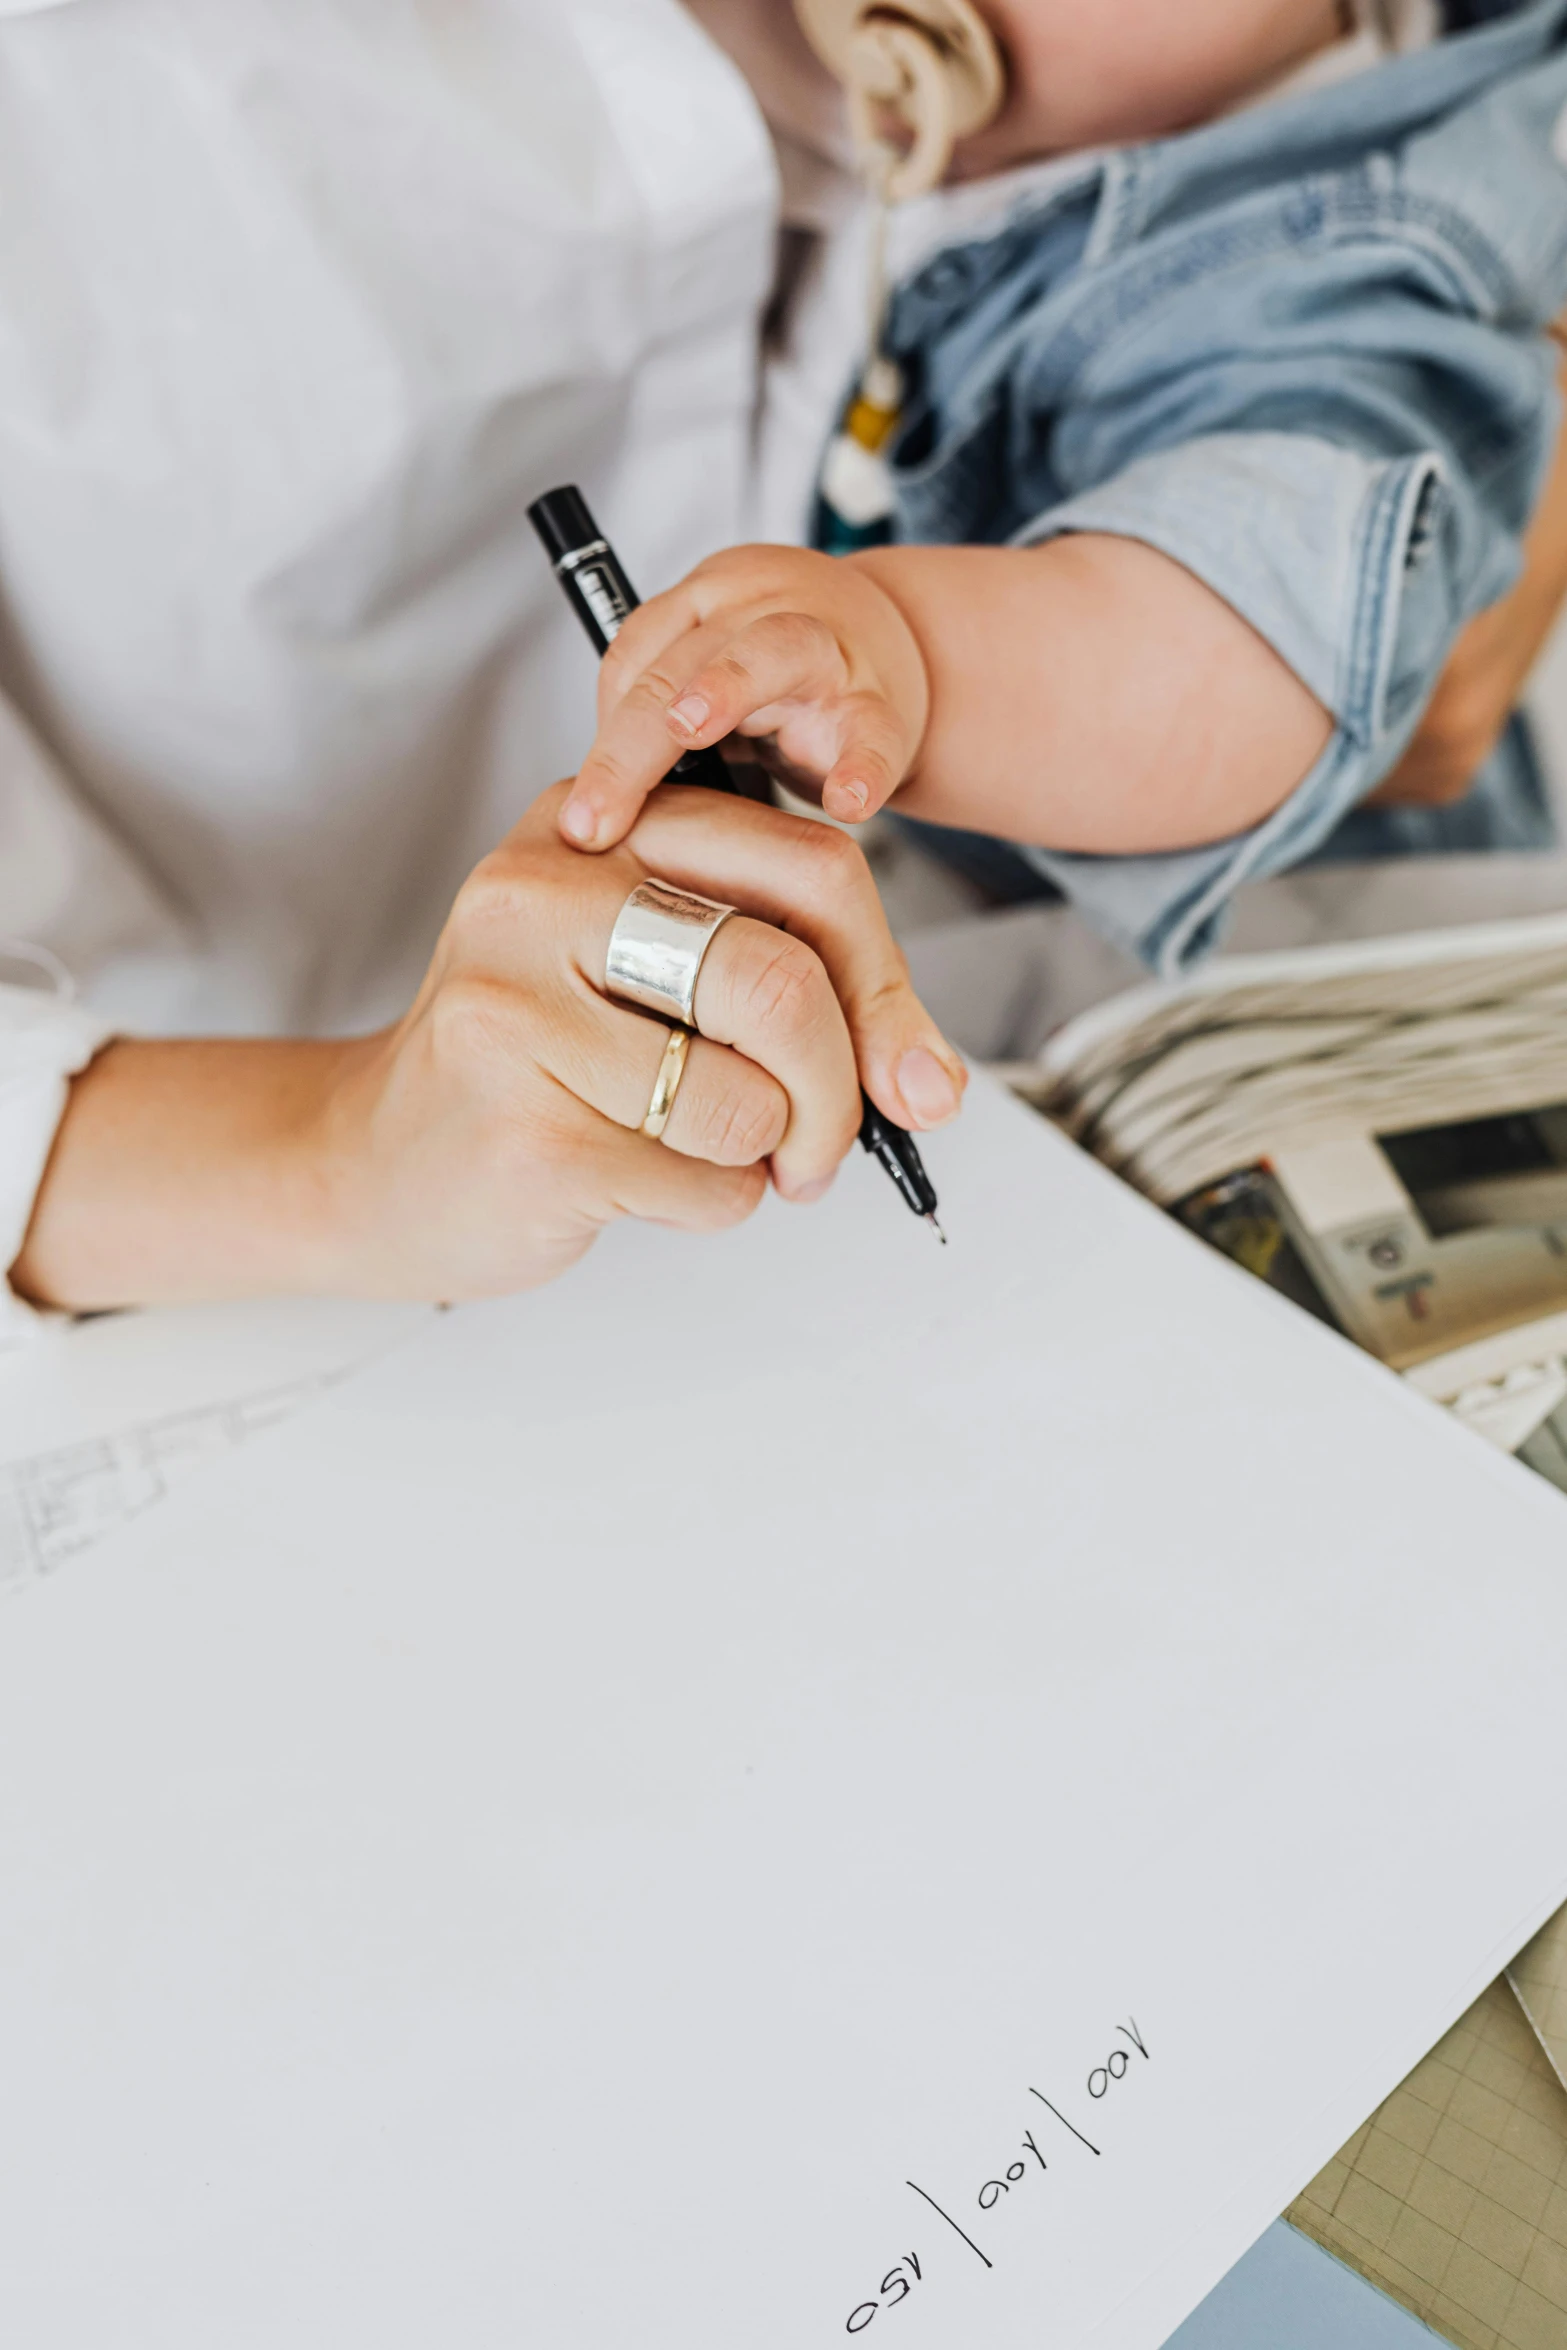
[
  {"xmin": 1012, "ymin": 429, "xmax": 1465, "ymax": 972},
  {"xmin": 878, "ymin": 29, "xmax": 1567, "ymax": 971}
]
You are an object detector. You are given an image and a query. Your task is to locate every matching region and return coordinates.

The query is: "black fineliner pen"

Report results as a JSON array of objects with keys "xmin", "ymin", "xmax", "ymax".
[{"xmin": 528, "ymin": 484, "xmax": 945, "ymax": 1241}]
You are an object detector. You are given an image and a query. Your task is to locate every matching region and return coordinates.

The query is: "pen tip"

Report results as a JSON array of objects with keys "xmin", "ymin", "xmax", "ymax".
[{"xmin": 926, "ymin": 1214, "xmax": 947, "ymax": 1244}]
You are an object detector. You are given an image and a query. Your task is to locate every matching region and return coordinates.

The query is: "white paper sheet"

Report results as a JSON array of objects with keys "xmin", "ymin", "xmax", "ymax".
[
  {"xmin": 1, "ymin": 1078, "xmax": 1565, "ymax": 2350},
  {"xmin": 0, "ymin": 1297, "xmax": 429, "ymax": 1585}
]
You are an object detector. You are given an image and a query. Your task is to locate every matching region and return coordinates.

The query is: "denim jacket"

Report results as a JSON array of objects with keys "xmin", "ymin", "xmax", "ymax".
[{"xmin": 868, "ymin": 0, "xmax": 1567, "ymax": 970}]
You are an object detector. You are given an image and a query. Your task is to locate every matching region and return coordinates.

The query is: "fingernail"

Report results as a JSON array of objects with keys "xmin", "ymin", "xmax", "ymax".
[
  {"xmin": 560, "ymin": 796, "xmax": 598, "ymax": 846},
  {"xmin": 831, "ymin": 778, "xmax": 869, "ymax": 816},
  {"xmin": 783, "ymin": 1170, "xmax": 836, "ymax": 1205},
  {"xmin": 669, "ymin": 694, "xmax": 710, "ymax": 739},
  {"xmin": 896, "ymin": 1047, "xmax": 961, "ymax": 1128}
]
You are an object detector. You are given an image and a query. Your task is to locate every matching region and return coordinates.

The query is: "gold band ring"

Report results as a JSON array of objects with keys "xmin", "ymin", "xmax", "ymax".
[{"xmin": 641, "ymin": 1025, "xmax": 693, "ymax": 1141}]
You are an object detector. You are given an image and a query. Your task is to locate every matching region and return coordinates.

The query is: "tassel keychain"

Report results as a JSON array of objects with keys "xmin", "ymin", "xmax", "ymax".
[
  {"xmin": 795, "ymin": 0, "xmax": 1005, "ymax": 553},
  {"xmin": 814, "ymin": 194, "xmax": 905, "ymax": 555}
]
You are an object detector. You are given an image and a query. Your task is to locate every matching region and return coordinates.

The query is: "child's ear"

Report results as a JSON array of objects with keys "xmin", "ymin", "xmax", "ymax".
[{"xmin": 793, "ymin": 0, "xmax": 1007, "ymax": 200}]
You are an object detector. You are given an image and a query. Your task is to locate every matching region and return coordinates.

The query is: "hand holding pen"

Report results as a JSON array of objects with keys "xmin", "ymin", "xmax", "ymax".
[{"xmin": 530, "ymin": 488, "xmax": 956, "ymax": 1234}]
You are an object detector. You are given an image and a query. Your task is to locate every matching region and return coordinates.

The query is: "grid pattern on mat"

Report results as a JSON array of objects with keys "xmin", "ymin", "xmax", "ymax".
[{"xmin": 1286, "ymin": 1979, "xmax": 1567, "ymax": 2350}]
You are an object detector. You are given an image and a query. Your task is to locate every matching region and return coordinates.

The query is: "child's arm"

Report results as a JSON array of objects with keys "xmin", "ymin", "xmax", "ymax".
[{"xmin": 558, "ymin": 535, "xmax": 1331, "ymax": 856}]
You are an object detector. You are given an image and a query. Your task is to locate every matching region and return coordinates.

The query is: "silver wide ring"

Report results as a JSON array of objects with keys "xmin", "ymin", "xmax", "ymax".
[{"xmin": 604, "ymin": 878, "xmax": 736, "ymax": 1029}]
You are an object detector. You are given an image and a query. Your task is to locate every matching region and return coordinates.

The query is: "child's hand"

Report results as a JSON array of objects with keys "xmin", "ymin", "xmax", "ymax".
[{"xmin": 558, "ymin": 546, "xmax": 930, "ymax": 852}]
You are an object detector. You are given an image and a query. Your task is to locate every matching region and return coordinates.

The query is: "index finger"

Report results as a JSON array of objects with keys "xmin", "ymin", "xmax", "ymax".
[
  {"xmin": 630, "ymin": 791, "xmax": 967, "ymax": 1135},
  {"xmin": 560, "ymin": 602, "xmax": 749, "ymax": 853},
  {"xmin": 557, "ymin": 580, "xmax": 737, "ymax": 852},
  {"xmin": 563, "ymin": 597, "xmax": 863, "ymax": 854}
]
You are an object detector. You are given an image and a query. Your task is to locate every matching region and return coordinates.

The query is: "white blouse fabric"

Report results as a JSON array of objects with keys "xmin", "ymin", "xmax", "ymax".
[{"xmin": 0, "ymin": 0, "xmax": 778, "ymax": 1340}]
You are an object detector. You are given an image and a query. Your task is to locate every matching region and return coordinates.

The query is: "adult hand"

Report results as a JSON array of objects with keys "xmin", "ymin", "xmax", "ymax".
[{"xmin": 13, "ymin": 785, "xmax": 965, "ymax": 1310}]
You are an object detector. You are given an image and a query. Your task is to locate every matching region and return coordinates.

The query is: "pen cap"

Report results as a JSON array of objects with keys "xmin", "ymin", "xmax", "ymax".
[{"xmin": 528, "ymin": 485, "xmax": 601, "ymax": 568}]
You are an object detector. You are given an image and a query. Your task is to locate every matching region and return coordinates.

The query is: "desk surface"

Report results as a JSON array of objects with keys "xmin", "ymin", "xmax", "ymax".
[{"xmin": 1172, "ymin": 2226, "xmax": 1436, "ymax": 2348}]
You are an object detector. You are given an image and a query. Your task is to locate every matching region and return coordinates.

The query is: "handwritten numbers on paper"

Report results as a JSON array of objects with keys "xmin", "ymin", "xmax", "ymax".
[
  {"xmin": 843, "ymin": 2019, "xmax": 1150, "ymax": 2333},
  {"xmin": 1087, "ymin": 2018, "xmax": 1149, "ymax": 2100},
  {"xmin": 844, "ymin": 2253, "xmax": 922, "ymax": 2333},
  {"xmin": 978, "ymin": 2130, "xmax": 1049, "ymax": 2209}
]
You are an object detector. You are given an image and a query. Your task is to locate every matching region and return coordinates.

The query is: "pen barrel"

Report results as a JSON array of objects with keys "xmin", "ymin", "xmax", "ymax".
[
  {"xmin": 528, "ymin": 489, "xmax": 764, "ymax": 801},
  {"xmin": 529, "ymin": 529, "xmax": 639, "ymax": 664},
  {"xmin": 671, "ymin": 742, "xmax": 746, "ymax": 794},
  {"xmin": 859, "ymin": 1099, "xmax": 939, "ymax": 1218}
]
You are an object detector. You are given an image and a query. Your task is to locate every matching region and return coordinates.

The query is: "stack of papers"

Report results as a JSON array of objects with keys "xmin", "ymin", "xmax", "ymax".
[{"xmin": 1033, "ymin": 915, "xmax": 1567, "ymax": 1418}]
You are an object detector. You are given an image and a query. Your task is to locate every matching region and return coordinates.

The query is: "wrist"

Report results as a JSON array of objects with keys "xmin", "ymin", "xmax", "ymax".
[
  {"xmin": 842, "ymin": 548, "xmax": 935, "ymax": 786},
  {"xmin": 12, "ymin": 1035, "xmax": 369, "ymax": 1311},
  {"xmin": 259, "ymin": 1032, "xmax": 378, "ymax": 1294}
]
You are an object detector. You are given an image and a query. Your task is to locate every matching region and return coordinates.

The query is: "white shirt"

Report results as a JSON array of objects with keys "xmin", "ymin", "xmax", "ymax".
[{"xmin": 0, "ymin": 0, "xmax": 778, "ymax": 1337}]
